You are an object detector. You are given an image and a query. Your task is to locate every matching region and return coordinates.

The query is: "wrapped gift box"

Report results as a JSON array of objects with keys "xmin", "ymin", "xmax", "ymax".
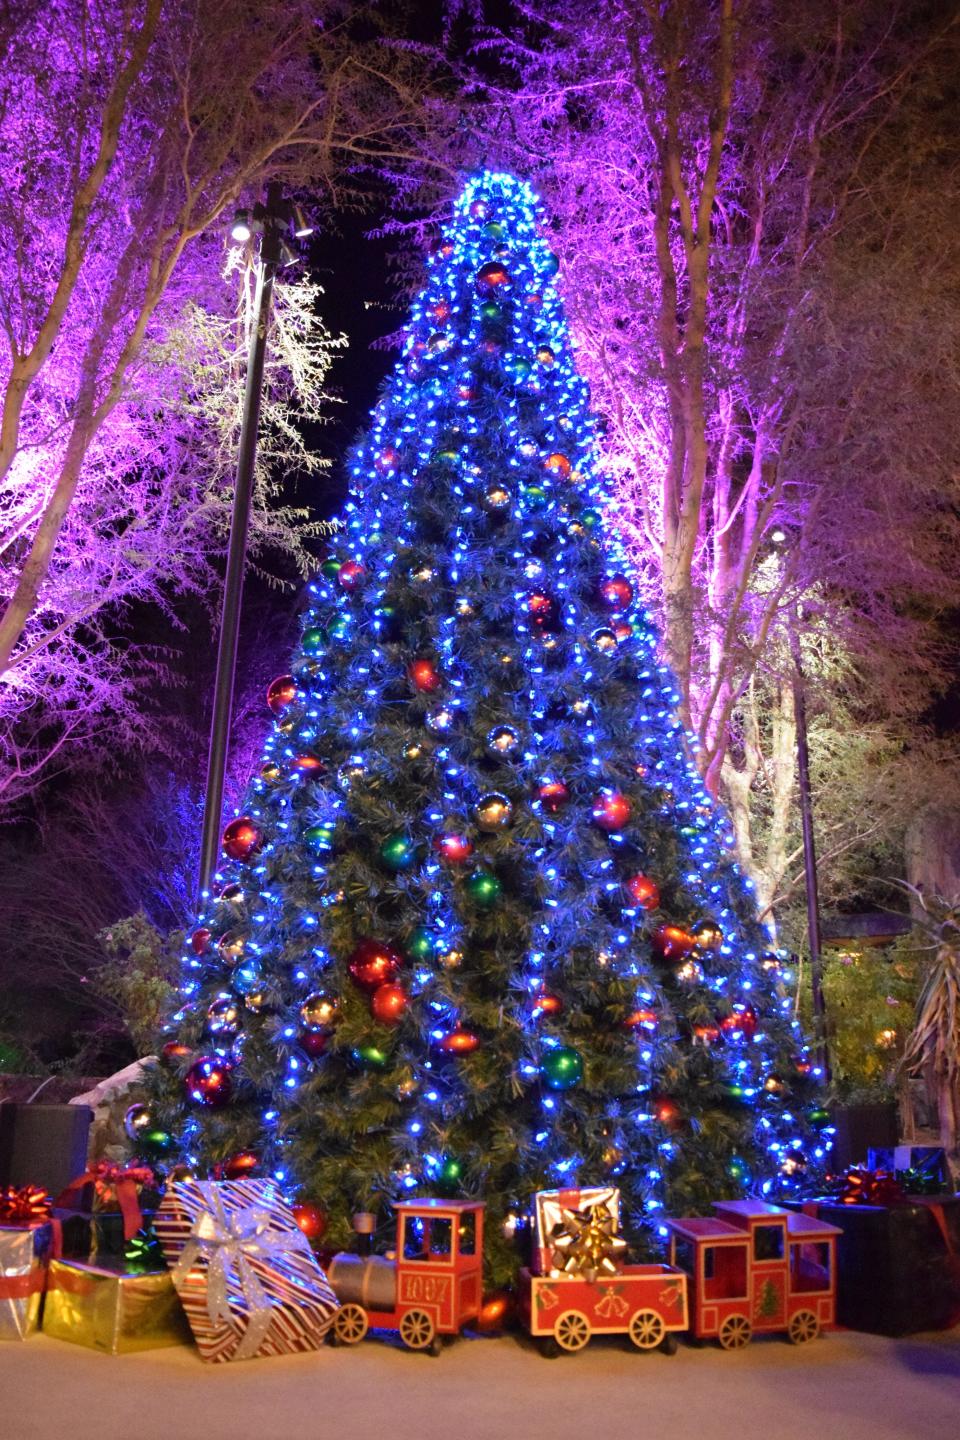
[
  {"xmin": 53, "ymin": 1207, "xmax": 159, "ymax": 1264},
  {"xmin": 155, "ymin": 1179, "xmax": 338, "ymax": 1362},
  {"xmin": 42, "ymin": 1257, "xmax": 191, "ymax": 1354},
  {"xmin": 0, "ymin": 1223, "xmax": 52, "ymax": 1341},
  {"xmin": 867, "ymin": 1146, "xmax": 951, "ymax": 1194},
  {"xmin": 788, "ymin": 1194, "xmax": 960, "ymax": 1336},
  {"xmin": 532, "ymin": 1186, "xmax": 623, "ymax": 1276}
]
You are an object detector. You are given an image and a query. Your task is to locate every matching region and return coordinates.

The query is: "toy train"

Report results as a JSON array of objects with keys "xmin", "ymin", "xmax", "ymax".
[{"xmin": 324, "ymin": 1195, "xmax": 841, "ymax": 1356}]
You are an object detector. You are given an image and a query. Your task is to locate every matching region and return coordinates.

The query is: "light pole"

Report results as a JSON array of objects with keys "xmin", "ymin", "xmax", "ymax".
[{"xmin": 197, "ymin": 182, "xmax": 309, "ymax": 901}]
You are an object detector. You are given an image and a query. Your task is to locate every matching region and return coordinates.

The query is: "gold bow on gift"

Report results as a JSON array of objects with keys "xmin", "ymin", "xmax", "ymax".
[
  {"xmin": 551, "ymin": 1203, "xmax": 628, "ymax": 1282},
  {"xmin": 172, "ymin": 1183, "xmax": 309, "ymax": 1361}
]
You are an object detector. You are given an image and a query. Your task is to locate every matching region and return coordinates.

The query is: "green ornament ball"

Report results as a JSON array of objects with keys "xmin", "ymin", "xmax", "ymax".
[
  {"xmin": 465, "ymin": 869, "xmax": 502, "ymax": 906},
  {"xmin": 301, "ymin": 625, "xmax": 325, "ymax": 653},
  {"xmin": 540, "ymin": 1045, "xmax": 583, "ymax": 1091},
  {"xmin": 353, "ymin": 1044, "xmax": 389, "ymax": 1070},
  {"xmin": 141, "ymin": 1127, "xmax": 173, "ymax": 1154},
  {"xmin": 327, "ymin": 615, "xmax": 351, "ymax": 642},
  {"xmin": 436, "ymin": 1155, "xmax": 464, "ymax": 1195},
  {"xmin": 521, "ymin": 484, "xmax": 548, "ymax": 510},
  {"xmin": 321, "ymin": 557, "xmax": 341, "ymax": 579},
  {"xmin": 808, "ymin": 1106, "xmax": 831, "ymax": 1130},
  {"xmin": 406, "ymin": 926, "xmax": 437, "ymax": 962},
  {"xmin": 305, "ymin": 822, "xmax": 336, "ymax": 852},
  {"xmin": 513, "ymin": 359, "xmax": 531, "ymax": 381},
  {"xmin": 479, "ymin": 300, "xmax": 502, "ymax": 322},
  {"xmin": 380, "ymin": 830, "xmax": 418, "ymax": 872},
  {"xmin": 483, "ymin": 221, "xmax": 505, "ymax": 241},
  {"xmin": 581, "ymin": 507, "xmax": 602, "ymax": 530}
]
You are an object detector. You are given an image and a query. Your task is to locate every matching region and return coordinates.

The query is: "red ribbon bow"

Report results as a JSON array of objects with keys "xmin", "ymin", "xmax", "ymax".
[
  {"xmin": 0, "ymin": 1184, "xmax": 53, "ymax": 1227},
  {"xmin": 57, "ymin": 1162, "xmax": 155, "ymax": 1241},
  {"xmin": 840, "ymin": 1167, "xmax": 904, "ymax": 1207}
]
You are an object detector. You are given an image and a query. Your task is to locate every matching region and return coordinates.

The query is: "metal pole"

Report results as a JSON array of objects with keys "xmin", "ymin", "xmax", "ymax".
[
  {"xmin": 790, "ymin": 625, "xmax": 830, "ymax": 1080},
  {"xmin": 197, "ymin": 190, "xmax": 282, "ymax": 900}
]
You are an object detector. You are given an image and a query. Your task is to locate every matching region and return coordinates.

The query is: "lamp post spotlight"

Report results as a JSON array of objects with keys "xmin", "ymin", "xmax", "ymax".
[{"xmin": 230, "ymin": 208, "xmax": 252, "ymax": 243}]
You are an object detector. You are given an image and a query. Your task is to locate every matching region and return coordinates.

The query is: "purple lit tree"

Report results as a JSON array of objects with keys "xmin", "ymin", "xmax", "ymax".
[
  {"xmin": 0, "ymin": 0, "xmax": 438, "ymax": 811},
  {"xmin": 433, "ymin": 0, "xmax": 960, "ymax": 923}
]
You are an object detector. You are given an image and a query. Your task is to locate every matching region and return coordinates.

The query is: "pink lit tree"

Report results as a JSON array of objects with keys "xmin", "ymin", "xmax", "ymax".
[
  {"xmin": 0, "ymin": 0, "xmax": 442, "ymax": 812},
  {"xmin": 425, "ymin": 0, "xmax": 960, "ymax": 922}
]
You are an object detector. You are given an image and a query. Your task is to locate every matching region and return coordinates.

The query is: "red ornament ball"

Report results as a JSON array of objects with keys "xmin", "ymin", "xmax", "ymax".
[
  {"xmin": 526, "ymin": 590, "xmax": 560, "ymax": 631},
  {"xmin": 190, "ymin": 927, "xmax": 212, "ymax": 955},
  {"xmin": 721, "ymin": 1004, "xmax": 759, "ymax": 1039},
  {"xmin": 292, "ymin": 1202, "xmax": 327, "ymax": 1242},
  {"xmin": 653, "ymin": 1096, "xmax": 680, "ymax": 1127},
  {"xmin": 348, "ymin": 937, "xmax": 402, "ymax": 992},
  {"xmin": 162, "ymin": 1040, "xmax": 192, "ymax": 1061},
  {"xmin": 371, "ymin": 983, "xmax": 409, "ymax": 1026},
  {"xmin": 223, "ymin": 1151, "xmax": 259, "ymax": 1180},
  {"xmin": 651, "ymin": 924, "xmax": 696, "ymax": 961},
  {"xmin": 434, "ymin": 833, "xmax": 474, "ymax": 864},
  {"xmin": 531, "ymin": 986, "xmax": 563, "ymax": 1018},
  {"xmin": 598, "ymin": 575, "xmax": 634, "ymax": 613},
  {"xmin": 544, "ymin": 452, "xmax": 572, "ymax": 480},
  {"xmin": 592, "ymin": 789, "xmax": 632, "ymax": 832},
  {"xmin": 408, "ymin": 658, "xmax": 441, "ymax": 693},
  {"xmin": 438, "ymin": 1026, "xmax": 480, "ymax": 1056},
  {"xmin": 375, "ymin": 446, "xmax": 399, "ymax": 473},
  {"xmin": 537, "ymin": 779, "xmax": 570, "ymax": 814},
  {"xmin": 475, "ymin": 261, "xmax": 510, "ymax": 293},
  {"xmin": 221, "ymin": 817, "xmax": 263, "ymax": 863},
  {"xmin": 184, "ymin": 1056, "xmax": 233, "ymax": 1108},
  {"xmin": 266, "ymin": 674, "xmax": 297, "ymax": 714},
  {"xmin": 429, "ymin": 300, "xmax": 450, "ymax": 322},
  {"xmin": 625, "ymin": 874, "xmax": 660, "ymax": 910},
  {"xmin": 291, "ymin": 753, "xmax": 325, "ymax": 775},
  {"xmin": 337, "ymin": 561, "xmax": 366, "ymax": 592},
  {"xmin": 624, "ymin": 1007, "xmax": 658, "ymax": 1031},
  {"xmin": 300, "ymin": 1030, "xmax": 329, "ymax": 1059}
]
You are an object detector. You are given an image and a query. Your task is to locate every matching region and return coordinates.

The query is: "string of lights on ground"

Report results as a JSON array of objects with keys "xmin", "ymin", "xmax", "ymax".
[{"xmin": 139, "ymin": 171, "xmax": 831, "ymax": 1282}]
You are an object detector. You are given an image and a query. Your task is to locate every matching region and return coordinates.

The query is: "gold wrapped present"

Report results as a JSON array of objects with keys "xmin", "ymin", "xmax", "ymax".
[
  {"xmin": 0, "ymin": 1225, "xmax": 49, "ymax": 1341},
  {"xmin": 42, "ymin": 1258, "xmax": 191, "ymax": 1354}
]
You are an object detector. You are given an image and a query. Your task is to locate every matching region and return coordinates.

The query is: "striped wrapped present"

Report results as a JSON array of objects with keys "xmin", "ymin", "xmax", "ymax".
[{"xmin": 155, "ymin": 1179, "xmax": 338, "ymax": 1362}]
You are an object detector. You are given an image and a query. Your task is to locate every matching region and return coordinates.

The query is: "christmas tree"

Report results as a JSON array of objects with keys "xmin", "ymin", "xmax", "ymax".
[{"xmin": 144, "ymin": 172, "xmax": 827, "ymax": 1283}]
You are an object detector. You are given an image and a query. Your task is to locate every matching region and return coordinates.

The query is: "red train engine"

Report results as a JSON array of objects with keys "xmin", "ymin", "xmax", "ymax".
[{"xmin": 328, "ymin": 1198, "xmax": 484, "ymax": 1355}]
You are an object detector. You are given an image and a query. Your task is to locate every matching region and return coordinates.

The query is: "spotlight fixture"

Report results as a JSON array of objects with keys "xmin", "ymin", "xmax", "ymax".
[
  {"xmin": 293, "ymin": 204, "xmax": 314, "ymax": 239},
  {"xmin": 230, "ymin": 208, "xmax": 252, "ymax": 243}
]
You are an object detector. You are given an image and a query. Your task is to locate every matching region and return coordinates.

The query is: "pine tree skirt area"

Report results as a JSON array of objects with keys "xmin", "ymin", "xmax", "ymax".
[{"xmin": 3, "ymin": 1327, "xmax": 958, "ymax": 1440}]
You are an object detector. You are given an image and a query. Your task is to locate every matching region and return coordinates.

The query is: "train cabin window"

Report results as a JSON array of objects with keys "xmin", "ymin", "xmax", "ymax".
[
  {"xmin": 673, "ymin": 1238, "xmax": 696, "ymax": 1276},
  {"xmin": 458, "ymin": 1212, "xmax": 476, "ymax": 1256},
  {"xmin": 702, "ymin": 1243, "xmax": 748, "ymax": 1300},
  {"xmin": 402, "ymin": 1216, "xmax": 453, "ymax": 1261},
  {"xmin": 428, "ymin": 1217, "xmax": 453, "ymax": 1259},
  {"xmin": 790, "ymin": 1241, "xmax": 831, "ymax": 1293},
  {"xmin": 753, "ymin": 1224, "xmax": 785, "ymax": 1262}
]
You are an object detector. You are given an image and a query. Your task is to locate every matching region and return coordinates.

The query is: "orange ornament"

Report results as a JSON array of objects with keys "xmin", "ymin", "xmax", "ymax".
[
  {"xmin": 476, "ymin": 1290, "xmax": 513, "ymax": 1332},
  {"xmin": 439, "ymin": 1026, "xmax": 480, "ymax": 1055},
  {"xmin": 625, "ymin": 874, "xmax": 660, "ymax": 910},
  {"xmin": 371, "ymin": 983, "xmax": 409, "ymax": 1025},
  {"xmin": 221, "ymin": 816, "xmax": 263, "ymax": 862}
]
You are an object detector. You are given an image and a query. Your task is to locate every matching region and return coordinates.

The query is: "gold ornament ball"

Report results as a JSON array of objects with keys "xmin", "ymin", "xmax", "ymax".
[
  {"xmin": 474, "ymin": 792, "xmax": 513, "ymax": 831},
  {"xmin": 300, "ymin": 992, "xmax": 340, "ymax": 1030},
  {"xmin": 438, "ymin": 947, "xmax": 464, "ymax": 970}
]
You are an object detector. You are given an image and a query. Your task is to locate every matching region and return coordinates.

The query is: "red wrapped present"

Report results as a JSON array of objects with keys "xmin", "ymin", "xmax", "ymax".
[
  {"xmin": 155, "ymin": 1179, "xmax": 339, "ymax": 1362},
  {"xmin": 533, "ymin": 1186, "xmax": 626, "ymax": 1278}
]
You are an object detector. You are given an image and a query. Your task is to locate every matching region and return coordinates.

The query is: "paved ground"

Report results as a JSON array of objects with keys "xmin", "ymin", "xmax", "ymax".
[{"xmin": 3, "ymin": 1326, "xmax": 959, "ymax": 1440}]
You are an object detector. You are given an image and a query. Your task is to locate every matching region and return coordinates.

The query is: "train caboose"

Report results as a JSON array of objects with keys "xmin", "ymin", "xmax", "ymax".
[{"xmin": 664, "ymin": 1199, "xmax": 841, "ymax": 1348}]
